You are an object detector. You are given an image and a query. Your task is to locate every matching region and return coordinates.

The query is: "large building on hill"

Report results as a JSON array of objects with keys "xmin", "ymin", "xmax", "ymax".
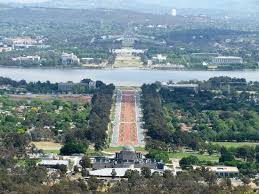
[
  {"xmin": 92, "ymin": 146, "xmax": 164, "ymax": 170},
  {"xmin": 212, "ymin": 56, "xmax": 243, "ymax": 65}
]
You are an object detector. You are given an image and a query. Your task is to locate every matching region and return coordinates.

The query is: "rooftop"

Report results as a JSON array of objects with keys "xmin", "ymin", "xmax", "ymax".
[
  {"xmin": 209, "ymin": 166, "xmax": 239, "ymax": 173},
  {"xmin": 38, "ymin": 159, "xmax": 69, "ymax": 166},
  {"xmin": 89, "ymin": 167, "xmax": 162, "ymax": 177},
  {"xmin": 214, "ymin": 56, "xmax": 242, "ymax": 59}
]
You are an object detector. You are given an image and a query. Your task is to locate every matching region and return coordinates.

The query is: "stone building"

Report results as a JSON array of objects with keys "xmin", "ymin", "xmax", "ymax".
[{"xmin": 92, "ymin": 146, "xmax": 164, "ymax": 170}]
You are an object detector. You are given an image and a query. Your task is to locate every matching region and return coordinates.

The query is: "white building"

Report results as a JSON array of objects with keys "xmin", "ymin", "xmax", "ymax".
[
  {"xmin": 193, "ymin": 166, "xmax": 239, "ymax": 177},
  {"xmin": 12, "ymin": 55, "xmax": 41, "ymax": 63},
  {"xmin": 152, "ymin": 54, "xmax": 167, "ymax": 63},
  {"xmin": 38, "ymin": 160, "xmax": 69, "ymax": 169},
  {"xmin": 212, "ymin": 56, "xmax": 243, "ymax": 65},
  {"xmin": 0, "ymin": 45, "xmax": 12, "ymax": 52},
  {"xmin": 208, "ymin": 166, "xmax": 239, "ymax": 177},
  {"xmin": 162, "ymin": 82, "xmax": 199, "ymax": 92},
  {"xmin": 171, "ymin": 9, "xmax": 177, "ymax": 17},
  {"xmin": 81, "ymin": 57, "xmax": 95, "ymax": 64},
  {"xmin": 113, "ymin": 48, "xmax": 145, "ymax": 55},
  {"xmin": 89, "ymin": 167, "xmax": 163, "ymax": 178},
  {"xmin": 61, "ymin": 52, "xmax": 80, "ymax": 65}
]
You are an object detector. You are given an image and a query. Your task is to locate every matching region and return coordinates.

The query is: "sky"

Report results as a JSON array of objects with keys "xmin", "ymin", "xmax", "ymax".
[
  {"xmin": 0, "ymin": 0, "xmax": 49, "ymax": 3},
  {"xmin": 0, "ymin": 0, "xmax": 257, "ymax": 11}
]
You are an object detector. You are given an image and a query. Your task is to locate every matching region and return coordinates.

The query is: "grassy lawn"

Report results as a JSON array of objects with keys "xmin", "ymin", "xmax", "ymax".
[
  {"xmin": 212, "ymin": 142, "xmax": 259, "ymax": 148},
  {"xmin": 168, "ymin": 152, "xmax": 219, "ymax": 162},
  {"xmin": 31, "ymin": 141, "xmax": 62, "ymax": 154},
  {"xmin": 113, "ymin": 57, "xmax": 143, "ymax": 68}
]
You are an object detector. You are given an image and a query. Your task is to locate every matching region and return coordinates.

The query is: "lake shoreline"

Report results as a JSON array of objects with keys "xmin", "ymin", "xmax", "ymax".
[
  {"xmin": 0, "ymin": 65, "xmax": 258, "ymax": 72},
  {"xmin": 1, "ymin": 67, "xmax": 259, "ymax": 86}
]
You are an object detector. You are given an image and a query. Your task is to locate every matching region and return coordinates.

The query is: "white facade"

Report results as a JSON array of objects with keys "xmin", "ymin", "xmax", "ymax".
[
  {"xmin": 212, "ymin": 56, "xmax": 243, "ymax": 65},
  {"xmin": 208, "ymin": 166, "xmax": 239, "ymax": 177},
  {"xmin": 38, "ymin": 159, "xmax": 69, "ymax": 167},
  {"xmin": 113, "ymin": 48, "xmax": 145, "ymax": 55},
  {"xmin": 89, "ymin": 167, "xmax": 163, "ymax": 178},
  {"xmin": 12, "ymin": 55, "xmax": 41, "ymax": 62},
  {"xmin": 61, "ymin": 52, "xmax": 80, "ymax": 65},
  {"xmin": 193, "ymin": 165, "xmax": 239, "ymax": 177},
  {"xmin": 152, "ymin": 54, "xmax": 167, "ymax": 62},
  {"xmin": 171, "ymin": 9, "xmax": 177, "ymax": 16}
]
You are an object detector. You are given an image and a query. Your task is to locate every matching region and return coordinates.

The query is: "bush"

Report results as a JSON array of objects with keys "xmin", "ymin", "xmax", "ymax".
[
  {"xmin": 179, "ymin": 156, "xmax": 199, "ymax": 169},
  {"xmin": 60, "ymin": 142, "xmax": 87, "ymax": 155}
]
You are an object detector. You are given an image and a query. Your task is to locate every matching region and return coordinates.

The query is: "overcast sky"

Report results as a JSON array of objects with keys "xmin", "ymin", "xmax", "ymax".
[
  {"xmin": 0, "ymin": 0, "xmax": 49, "ymax": 3},
  {"xmin": 0, "ymin": 0, "xmax": 257, "ymax": 11}
]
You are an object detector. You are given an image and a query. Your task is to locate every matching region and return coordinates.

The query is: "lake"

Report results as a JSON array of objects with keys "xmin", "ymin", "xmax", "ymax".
[{"xmin": 0, "ymin": 67, "xmax": 259, "ymax": 86}]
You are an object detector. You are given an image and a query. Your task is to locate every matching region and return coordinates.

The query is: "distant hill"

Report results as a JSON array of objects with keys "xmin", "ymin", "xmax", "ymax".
[{"xmin": 0, "ymin": 3, "xmax": 10, "ymax": 7}]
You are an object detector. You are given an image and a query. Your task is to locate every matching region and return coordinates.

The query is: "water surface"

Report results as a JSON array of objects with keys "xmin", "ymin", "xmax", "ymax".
[{"xmin": 0, "ymin": 67, "xmax": 258, "ymax": 86}]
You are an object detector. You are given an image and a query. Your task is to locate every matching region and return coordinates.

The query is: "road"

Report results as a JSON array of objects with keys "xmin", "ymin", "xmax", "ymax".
[{"xmin": 111, "ymin": 88, "xmax": 145, "ymax": 147}]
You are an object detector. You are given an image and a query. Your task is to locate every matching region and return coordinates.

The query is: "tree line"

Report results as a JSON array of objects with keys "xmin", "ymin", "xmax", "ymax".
[{"xmin": 62, "ymin": 82, "xmax": 115, "ymax": 153}]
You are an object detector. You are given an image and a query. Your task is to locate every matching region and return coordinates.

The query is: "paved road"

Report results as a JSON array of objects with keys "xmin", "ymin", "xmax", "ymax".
[{"xmin": 111, "ymin": 88, "xmax": 145, "ymax": 147}]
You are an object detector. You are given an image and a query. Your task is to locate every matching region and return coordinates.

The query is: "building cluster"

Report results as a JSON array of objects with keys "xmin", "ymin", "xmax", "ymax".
[
  {"xmin": 7, "ymin": 36, "xmax": 49, "ymax": 49},
  {"xmin": 161, "ymin": 81, "xmax": 199, "ymax": 93},
  {"xmin": 147, "ymin": 54, "xmax": 184, "ymax": 70},
  {"xmin": 32, "ymin": 146, "xmax": 241, "ymax": 181},
  {"xmin": 58, "ymin": 81, "xmax": 96, "ymax": 93},
  {"xmin": 89, "ymin": 146, "xmax": 166, "ymax": 178},
  {"xmin": 33, "ymin": 152, "xmax": 83, "ymax": 174},
  {"xmin": 0, "ymin": 36, "xmax": 49, "ymax": 51},
  {"xmin": 0, "ymin": 43, "xmax": 13, "ymax": 53},
  {"xmin": 61, "ymin": 52, "xmax": 105, "ymax": 67}
]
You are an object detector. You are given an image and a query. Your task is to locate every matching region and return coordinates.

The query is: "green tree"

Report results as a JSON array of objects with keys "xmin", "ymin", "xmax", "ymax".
[
  {"xmin": 80, "ymin": 155, "xmax": 92, "ymax": 169},
  {"xmin": 141, "ymin": 167, "xmax": 151, "ymax": 178},
  {"xmin": 60, "ymin": 142, "xmax": 87, "ymax": 155},
  {"xmin": 179, "ymin": 156, "xmax": 199, "ymax": 170}
]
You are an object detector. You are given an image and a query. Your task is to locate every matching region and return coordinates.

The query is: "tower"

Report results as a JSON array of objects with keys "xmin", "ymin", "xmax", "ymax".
[{"xmin": 171, "ymin": 8, "xmax": 177, "ymax": 17}]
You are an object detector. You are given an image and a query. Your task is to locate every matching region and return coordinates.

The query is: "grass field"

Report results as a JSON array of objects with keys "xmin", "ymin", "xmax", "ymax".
[
  {"xmin": 31, "ymin": 141, "xmax": 63, "ymax": 154},
  {"xmin": 168, "ymin": 152, "xmax": 219, "ymax": 162},
  {"xmin": 113, "ymin": 60, "xmax": 143, "ymax": 68},
  {"xmin": 212, "ymin": 142, "xmax": 259, "ymax": 148}
]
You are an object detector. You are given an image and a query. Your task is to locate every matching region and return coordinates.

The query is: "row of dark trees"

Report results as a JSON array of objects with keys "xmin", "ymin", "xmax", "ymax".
[
  {"xmin": 0, "ymin": 77, "xmax": 59, "ymax": 93},
  {"xmin": 141, "ymin": 84, "xmax": 204, "ymax": 151},
  {"xmin": 141, "ymin": 84, "xmax": 172, "ymax": 145},
  {"xmin": 0, "ymin": 77, "xmax": 101, "ymax": 94},
  {"xmin": 88, "ymin": 83, "xmax": 115, "ymax": 150},
  {"xmin": 62, "ymin": 82, "xmax": 115, "ymax": 152}
]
